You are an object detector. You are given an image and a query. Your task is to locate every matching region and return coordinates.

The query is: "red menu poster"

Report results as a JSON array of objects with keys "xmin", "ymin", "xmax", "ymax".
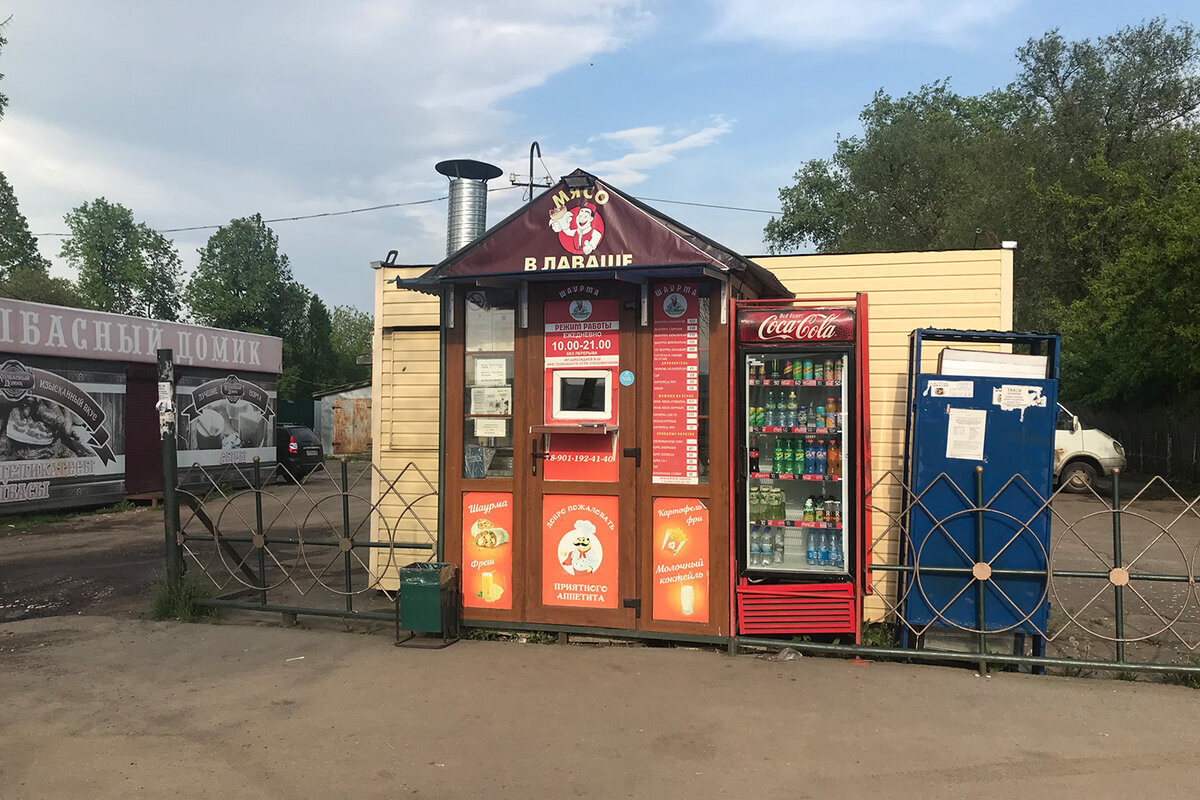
[
  {"xmin": 462, "ymin": 492, "xmax": 513, "ymax": 610},
  {"xmin": 651, "ymin": 498, "xmax": 709, "ymax": 623},
  {"xmin": 651, "ymin": 283, "xmax": 700, "ymax": 483},
  {"xmin": 542, "ymin": 495, "xmax": 619, "ymax": 609},
  {"xmin": 544, "ymin": 296, "xmax": 619, "ymax": 368}
]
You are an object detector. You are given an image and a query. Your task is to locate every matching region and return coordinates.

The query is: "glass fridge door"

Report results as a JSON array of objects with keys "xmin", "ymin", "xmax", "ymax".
[{"xmin": 744, "ymin": 351, "xmax": 850, "ymax": 575}]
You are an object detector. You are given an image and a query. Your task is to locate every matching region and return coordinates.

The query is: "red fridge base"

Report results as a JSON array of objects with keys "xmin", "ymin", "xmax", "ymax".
[{"xmin": 736, "ymin": 580, "xmax": 856, "ymax": 634}]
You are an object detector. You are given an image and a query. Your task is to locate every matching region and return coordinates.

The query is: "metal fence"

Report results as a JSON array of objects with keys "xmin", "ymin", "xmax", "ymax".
[
  {"xmin": 161, "ymin": 459, "xmax": 1200, "ymax": 679},
  {"xmin": 741, "ymin": 469, "xmax": 1200, "ymax": 678},
  {"xmin": 164, "ymin": 458, "xmax": 438, "ymax": 623}
]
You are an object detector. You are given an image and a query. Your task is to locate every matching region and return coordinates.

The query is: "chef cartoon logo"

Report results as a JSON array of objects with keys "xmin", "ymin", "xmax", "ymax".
[
  {"xmin": 663, "ymin": 292, "xmax": 688, "ymax": 319},
  {"xmin": 558, "ymin": 520, "xmax": 604, "ymax": 575},
  {"xmin": 549, "ymin": 202, "xmax": 606, "ymax": 256},
  {"xmin": 568, "ymin": 299, "xmax": 593, "ymax": 321}
]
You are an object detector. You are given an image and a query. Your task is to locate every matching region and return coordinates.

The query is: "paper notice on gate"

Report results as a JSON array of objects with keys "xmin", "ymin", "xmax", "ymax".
[
  {"xmin": 992, "ymin": 384, "xmax": 1047, "ymax": 421},
  {"xmin": 925, "ymin": 380, "xmax": 973, "ymax": 398},
  {"xmin": 946, "ymin": 407, "xmax": 987, "ymax": 461}
]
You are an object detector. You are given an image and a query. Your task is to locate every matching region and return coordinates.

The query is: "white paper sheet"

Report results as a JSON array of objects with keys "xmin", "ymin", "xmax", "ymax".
[
  {"xmin": 946, "ymin": 407, "xmax": 987, "ymax": 461},
  {"xmin": 473, "ymin": 417, "xmax": 507, "ymax": 438},
  {"xmin": 474, "ymin": 358, "xmax": 507, "ymax": 386}
]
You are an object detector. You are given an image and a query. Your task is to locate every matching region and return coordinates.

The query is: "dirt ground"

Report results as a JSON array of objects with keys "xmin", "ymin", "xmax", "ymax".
[
  {"xmin": 2, "ymin": 478, "xmax": 1200, "ymax": 797},
  {"xmin": 3, "ymin": 614, "xmax": 1200, "ymax": 799}
]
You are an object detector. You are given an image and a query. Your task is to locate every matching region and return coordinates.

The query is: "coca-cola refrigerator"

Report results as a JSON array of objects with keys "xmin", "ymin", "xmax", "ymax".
[{"xmin": 731, "ymin": 296, "xmax": 871, "ymax": 637}]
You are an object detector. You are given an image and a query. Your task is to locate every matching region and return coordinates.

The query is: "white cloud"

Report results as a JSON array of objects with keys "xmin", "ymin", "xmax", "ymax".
[
  {"xmin": 0, "ymin": 1, "xmax": 658, "ymax": 310},
  {"xmin": 538, "ymin": 116, "xmax": 735, "ymax": 187},
  {"xmin": 705, "ymin": 0, "xmax": 1025, "ymax": 48}
]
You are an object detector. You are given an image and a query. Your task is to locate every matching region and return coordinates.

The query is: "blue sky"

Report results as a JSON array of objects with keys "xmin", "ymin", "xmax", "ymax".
[{"xmin": 1, "ymin": 1, "xmax": 1195, "ymax": 313}]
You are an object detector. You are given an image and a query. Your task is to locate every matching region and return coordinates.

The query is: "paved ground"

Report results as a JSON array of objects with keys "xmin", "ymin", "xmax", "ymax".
[
  {"xmin": 3, "ymin": 474, "xmax": 1200, "ymax": 797},
  {"xmin": 2, "ymin": 614, "xmax": 1200, "ymax": 799}
]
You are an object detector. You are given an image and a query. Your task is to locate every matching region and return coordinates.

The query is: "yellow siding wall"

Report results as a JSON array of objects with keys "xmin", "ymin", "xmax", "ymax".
[
  {"xmin": 371, "ymin": 266, "xmax": 441, "ymax": 590},
  {"xmin": 753, "ymin": 250, "xmax": 1013, "ymax": 620}
]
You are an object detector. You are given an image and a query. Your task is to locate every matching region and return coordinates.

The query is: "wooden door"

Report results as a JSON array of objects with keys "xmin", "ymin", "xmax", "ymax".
[{"xmin": 518, "ymin": 283, "xmax": 641, "ymax": 629}]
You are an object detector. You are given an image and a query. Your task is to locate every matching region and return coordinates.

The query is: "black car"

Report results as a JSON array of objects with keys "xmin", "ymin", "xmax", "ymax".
[{"xmin": 276, "ymin": 423, "xmax": 324, "ymax": 481}]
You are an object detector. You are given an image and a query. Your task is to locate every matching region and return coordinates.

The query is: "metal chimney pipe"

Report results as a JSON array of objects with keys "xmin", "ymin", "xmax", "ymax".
[{"xmin": 435, "ymin": 159, "xmax": 503, "ymax": 256}]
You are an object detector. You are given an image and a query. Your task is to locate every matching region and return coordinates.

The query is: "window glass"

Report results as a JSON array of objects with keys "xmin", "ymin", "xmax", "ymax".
[{"xmin": 463, "ymin": 289, "xmax": 515, "ymax": 478}]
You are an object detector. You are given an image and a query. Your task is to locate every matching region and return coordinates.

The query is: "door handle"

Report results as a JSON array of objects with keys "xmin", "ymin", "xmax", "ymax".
[
  {"xmin": 623, "ymin": 447, "xmax": 641, "ymax": 468},
  {"xmin": 531, "ymin": 437, "xmax": 548, "ymax": 476}
]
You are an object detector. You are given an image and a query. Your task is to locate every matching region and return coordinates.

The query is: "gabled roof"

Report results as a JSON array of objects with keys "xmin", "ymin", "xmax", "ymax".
[{"xmin": 414, "ymin": 169, "xmax": 789, "ymax": 298}]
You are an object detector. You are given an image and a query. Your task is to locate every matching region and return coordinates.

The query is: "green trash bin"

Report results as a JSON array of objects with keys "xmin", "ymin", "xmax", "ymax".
[{"xmin": 395, "ymin": 562, "xmax": 460, "ymax": 648}]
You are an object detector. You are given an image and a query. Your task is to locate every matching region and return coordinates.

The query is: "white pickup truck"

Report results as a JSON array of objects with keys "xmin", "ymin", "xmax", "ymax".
[{"xmin": 1054, "ymin": 403, "xmax": 1127, "ymax": 493}]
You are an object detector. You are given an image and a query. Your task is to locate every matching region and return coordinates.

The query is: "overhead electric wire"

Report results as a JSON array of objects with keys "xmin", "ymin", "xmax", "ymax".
[{"xmin": 34, "ymin": 185, "xmax": 781, "ymax": 238}]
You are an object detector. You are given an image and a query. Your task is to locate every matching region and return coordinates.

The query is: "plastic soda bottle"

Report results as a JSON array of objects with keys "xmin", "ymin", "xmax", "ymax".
[
  {"xmin": 760, "ymin": 527, "xmax": 774, "ymax": 562},
  {"xmin": 774, "ymin": 530, "xmax": 785, "ymax": 564},
  {"xmin": 783, "ymin": 440, "xmax": 795, "ymax": 475},
  {"xmin": 832, "ymin": 534, "xmax": 844, "ymax": 570},
  {"xmin": 819, "ymin": 532, "xmax": 831, "ymax": 567},
  {"xmin": 814, "ymin": 497, "xmax": 824, "ymax": 523},
  {"xmin": 772, "ymin": 441, "xmax": 782, "ymax": 474},
  {"xmin": 749, "ymin": 527, "xmax": 761, "ymax": 566},
  {"xmin": 806, "ymin": 531, "xmax": 819, "ymax": 566},
  {"xmin": 794, "ymin": 440, "xmax": 806, "ymax": 475},
  {"xmin": 817, "ymin": 440, "xmax": 828, "ymax": 475},
  {"xmin": 803, "ymin": 496, "xmax": 815, "ymax": 522},
  {"xmin": 786, "ymin": 391, "xmax": 798, "ymax": 427}
]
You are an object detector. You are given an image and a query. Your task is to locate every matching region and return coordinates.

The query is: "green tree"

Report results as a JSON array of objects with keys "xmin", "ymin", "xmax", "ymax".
[
  {"xmin": 187, "ymin": 213, "xmax": 300, "ymax": 335},
  {"xmin": 764, "ymin": 19, "xmax": 1200, "ymax": 333},
  {"xmin": 1058, "ymin": 132, "xmax": 1200, "ymax": 405},
  {"xmin": 330, "ymin": 304, "xmax": 372, "ymax": 384},
  {"xmin": 59, "ymin": 198, "xmax": 183, "ymax": 319},
  {"xmin": 0, "ymin": 171, "xmax": 50, "ymax": 278},
  {"xmin": 0, "ymin": 267, "xmax": 90, "ymax": 307}
]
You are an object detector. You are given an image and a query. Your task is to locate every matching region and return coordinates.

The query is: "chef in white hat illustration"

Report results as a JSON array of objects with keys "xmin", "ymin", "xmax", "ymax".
[
  {"xmin": 561, "ymin": 520, "xmax": 602, "ymax": 575},
  {"xmin": 549, "ymin": 203, "xmax": 603, "ymax": 255}
]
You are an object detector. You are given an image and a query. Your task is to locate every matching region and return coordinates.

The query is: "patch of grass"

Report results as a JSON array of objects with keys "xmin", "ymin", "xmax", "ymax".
[
  {"xmin": 148, "ymin": 576, "xmax": 220, "ymax": 622},
  {"xmin": 462, "ymin": 628, "xmax": 557, "ymax": 644},
  {"xmin": 2, "ymin": 511, "xmax": 72, "ymax": 532},
  {"xmin": 1113, "ymin": 669, "xmax": 1139, "ymax": 682},
  {"xmin": 1162, "ymin": 660, "xmax": 1200, "ymax": 689},
  {"xmin": 95, "ymin": 500, "xmax": 136, "ymax": 514},
  {"xmin": 861, "ymin": 622, "xmax": 898, "ymax": 649}
]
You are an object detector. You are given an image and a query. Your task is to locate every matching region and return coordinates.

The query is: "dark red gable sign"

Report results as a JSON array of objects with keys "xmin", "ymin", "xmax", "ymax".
[
  {"xmin": 738, "ymin": 308, "xmax": 855, "ymax": 343},
  {"xmin": 436, "ymin": 178, "xmax": 727, "ymax": 278}
]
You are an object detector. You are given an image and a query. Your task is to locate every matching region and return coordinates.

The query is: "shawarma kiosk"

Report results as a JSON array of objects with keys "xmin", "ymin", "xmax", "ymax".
[
  {"xmin": 376, "ymin": 167, "xmax": 1015, "ymax": 643},
  {"xmin": 389, "ymin": 168, "xmax": 868, "ymax": 641}
]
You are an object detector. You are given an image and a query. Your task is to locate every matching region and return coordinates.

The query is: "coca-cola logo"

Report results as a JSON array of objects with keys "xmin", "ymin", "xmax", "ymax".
[{"xmin": 755, "ymin": 312, "xmax": 847, "ymax": 341}]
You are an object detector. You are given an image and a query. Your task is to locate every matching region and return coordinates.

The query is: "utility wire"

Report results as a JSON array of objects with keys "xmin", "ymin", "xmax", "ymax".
[{"xmin": 35, "ymin": 184, "xmax": 781, "ymax": 237}]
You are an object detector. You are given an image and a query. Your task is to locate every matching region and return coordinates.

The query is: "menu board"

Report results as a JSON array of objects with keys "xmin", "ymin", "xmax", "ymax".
[
  {"xmin": 652, "ymin": 498, "xmax": 710, "ymax": 623},
  {"xmin": 651, "ymin": 283, "xmax": 700, "ymax": 484},
  {"xmin": 462, "ymin": 492, "xmax": 513, "ymax": 610},
  {"xmin": 542, "ymin": 495, "xmax": 619, "ymax": 609}
]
